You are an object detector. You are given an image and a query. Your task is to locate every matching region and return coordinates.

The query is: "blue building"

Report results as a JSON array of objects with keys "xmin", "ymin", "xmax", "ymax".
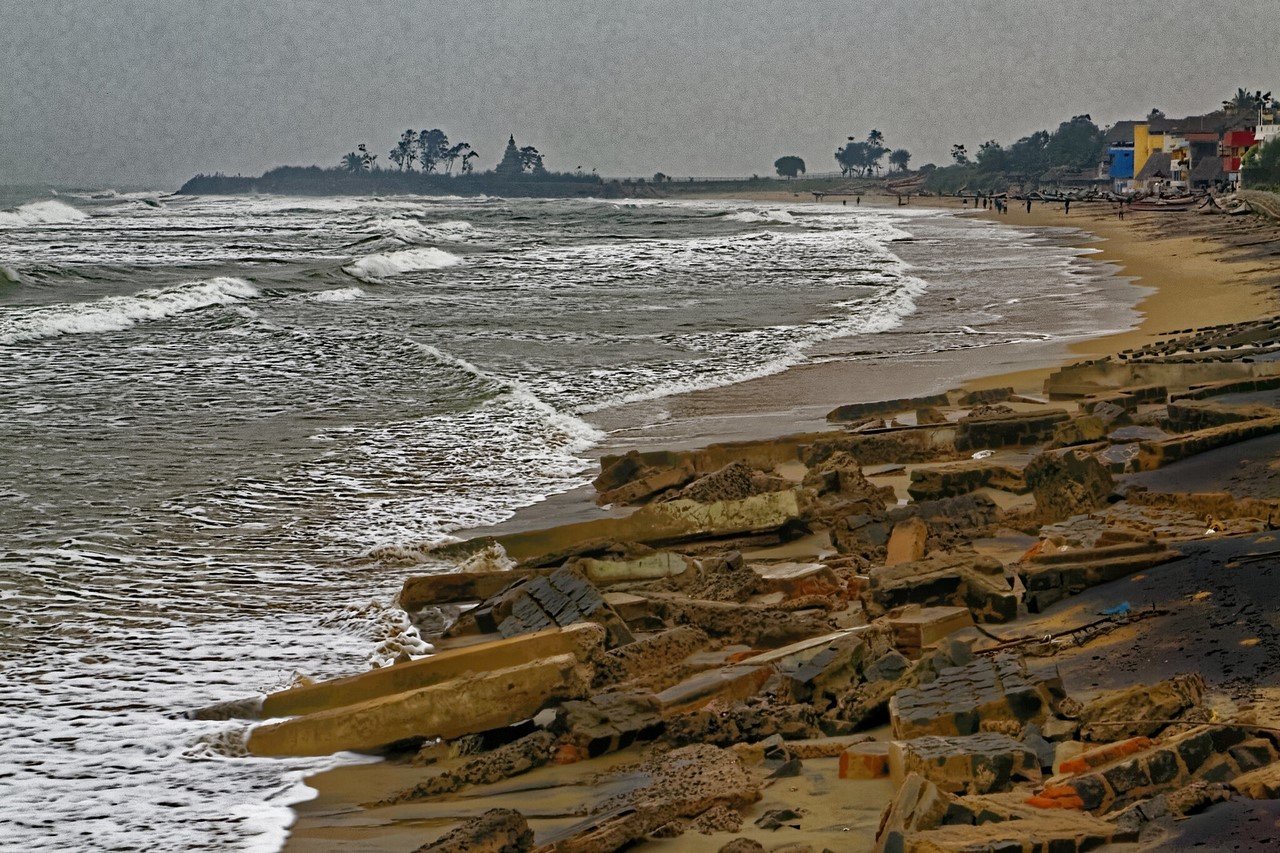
[{"xmin": 1108, "ymin": 146, "xmax": 1135, "ymax": 192}]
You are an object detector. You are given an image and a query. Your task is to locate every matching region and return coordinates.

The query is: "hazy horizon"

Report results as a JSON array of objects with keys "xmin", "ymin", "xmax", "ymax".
[{"xmin": 3, "ymin": 0, "xmax": 1278, "ymax": 188}]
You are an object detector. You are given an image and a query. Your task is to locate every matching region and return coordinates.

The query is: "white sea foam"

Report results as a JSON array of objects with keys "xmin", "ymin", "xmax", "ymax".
[
  {"xmin": 0, "ymin": 277, "xmax": 258, "ymax": 344},
  {"xmin": 1, "ymin": 264, "xmax": 21, "ymax": 284},
  {"xmin": 0, "ymin": 199, "xmax": 90, "ymax": 227},
  {"xmin": 726, "ymin": 209, "xmax": 795, "ymax": 224},
  {"xmin": 344, "ymin": 247, "xmax": 464, "ymax": 280},
  {"xmin": 380, "ymin": 217, "xmax": 476, "ymax": 244},
  {"xmin": 310, "ymin": 287, "xmax": 365, "ymax": 303}
]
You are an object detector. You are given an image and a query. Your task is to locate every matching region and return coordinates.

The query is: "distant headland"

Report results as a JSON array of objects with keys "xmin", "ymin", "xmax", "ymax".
[{"xmin": 178, "ymin": 131, "xmax": 608, "ymax": 198}]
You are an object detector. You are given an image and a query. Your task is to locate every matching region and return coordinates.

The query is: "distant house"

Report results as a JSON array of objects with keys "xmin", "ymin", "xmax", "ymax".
[
  {"xmin": 1135, "ymin": 151, "xmax": 1173, "ymax": 192},
  {"xmin": 1222, "ymin": 129, "xmax": 1257, "ymax": 188},
  {"xmin": 1105, "ymin": 120, "xmax": 1139, "ymax": 193}
]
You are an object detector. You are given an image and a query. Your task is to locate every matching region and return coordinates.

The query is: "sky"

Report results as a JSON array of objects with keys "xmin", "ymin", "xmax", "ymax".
[{"xmin": 2, "ymin": 0, "xmax": 1278, "ymax": 188}]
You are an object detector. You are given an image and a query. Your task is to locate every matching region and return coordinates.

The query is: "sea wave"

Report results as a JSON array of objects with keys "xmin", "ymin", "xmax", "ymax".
[
  {"xmin": 378, "ymin": 217, "xmax": 476, "ymax": 244},
  {"xmin": 310, "ymin": 287, "xmax": 365, "ymax": 303},
  {"xmin": 344, "ymin": 247, "xmax": 464, "ymax": 281},
  {"xmin": 0, "ymin": 276, "xmax": 259, "ymax": 344},
  {"xmin": 725, "ymin": 209, "xmax": 796, "ymax": 224},
  {"xmin": 0, "ymin": 199, "xmax": 90, "ymax": 228}
]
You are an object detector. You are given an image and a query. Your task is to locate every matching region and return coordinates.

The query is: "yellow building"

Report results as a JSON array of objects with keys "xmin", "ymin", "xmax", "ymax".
[{"xmin": 1132, "ymin": 123, "xmax": 1165, "ymax": 176}]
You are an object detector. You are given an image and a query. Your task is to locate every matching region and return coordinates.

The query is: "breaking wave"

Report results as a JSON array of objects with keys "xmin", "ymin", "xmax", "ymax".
[
  {"xmin": 0, "ymin": 199, "xmax": 90, "ymax": 228},
  {"xmin": 310, "ymin": 287, "xmax": 365, "ymax": 303},
  {"xmin": 725, "ymin": 209, "xmax": 796, "ymax": 224},
  {"xmin": 344, "ymin": 247, "xmax": 464, "ymax": 281},
  {"xmin": 0, "ymin": 276, "xmax": 259, "ymax": 344}
]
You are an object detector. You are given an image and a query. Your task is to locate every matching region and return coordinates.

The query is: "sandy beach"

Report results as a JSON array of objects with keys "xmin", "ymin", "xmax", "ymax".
[{"xmin": 283, "ymin": 197, "xmax": 1280, "ymax": 850}]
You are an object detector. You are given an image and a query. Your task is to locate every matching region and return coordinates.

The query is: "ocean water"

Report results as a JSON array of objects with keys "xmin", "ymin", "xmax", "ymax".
[{"xmin": 0, "ymin": 190, "xmax": 1138, "ymax": 851}]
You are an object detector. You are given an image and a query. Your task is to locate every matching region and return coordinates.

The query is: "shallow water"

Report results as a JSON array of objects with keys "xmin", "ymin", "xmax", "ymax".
[{"xmin": 0, "ymin": 190, "xmax": 1137, "ymax": 850}]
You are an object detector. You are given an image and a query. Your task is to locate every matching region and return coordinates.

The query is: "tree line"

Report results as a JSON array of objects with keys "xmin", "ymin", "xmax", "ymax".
[{"xmin": 337, "ymin": 130, "xmax": 546, "ymax": 177}]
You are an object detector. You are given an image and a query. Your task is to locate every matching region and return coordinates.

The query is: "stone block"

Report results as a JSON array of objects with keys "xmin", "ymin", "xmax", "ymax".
[
  {"xmin": 907, "ymin": 461, "xmax": 1027, "ymax": 501},
  {"xmin": 553, "ymin": 691, "xmax": 664, "ymax": 757},
  {"xmin": 886, "ymin": 517, "xmax": 930, "ymax": 565},
  {"xmin": 889, "ymin": 606, "xmax": 975, "ymax": 657},
  {"xmin": 889, "ymin": 654, "xmax": 1062, "ymax": 740},
  {"xmin": 840, "ymin": 741, "xmax": 891, "ymax": 779},
  {"xmin": 471, "ymin": 566, "xmax": 633, "ymax": 648},
  {"xmin": 399, "ymin": 568, "xmax": 553, "ymax": 609},
  {"xmin": 750, "ymin": 561, "xmax": 841, "ymax": 598},
  {"xmin": 870, "ymin": 553, "xmax": 1017, "ymax": 624},
  {"xmin": 827, "ymin": 393, "xmax": 951, "ymax": 422},
  {"xmin": 874, "ymin": 772, "xmax": 954, "ymax": 853},
  {"xmin": 955, "ymin": 409, "xmax": 1070, "ymax": 452},
  {"xmin": 889, "ymin": 732, "xmax": 1041, "ymax": 794}
]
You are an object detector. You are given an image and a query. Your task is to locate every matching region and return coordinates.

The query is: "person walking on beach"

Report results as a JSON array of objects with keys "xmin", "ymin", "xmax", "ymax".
[
  {"xmin": 1025, "ymin": 198, "xmax": 1032, "ymax": 213},
  {"xmin": 1064, "ymin": 199, "xmax": 1071, "ymax": 215},
  {"xmin": 1118, "ymin": 202, "xmax": 1125, "ymax": 221}
]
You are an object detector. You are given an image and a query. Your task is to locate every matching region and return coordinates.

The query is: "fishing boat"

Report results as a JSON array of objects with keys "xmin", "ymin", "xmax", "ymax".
[{"xmin": 1127, "ymin": 196, "xmax": 1198, "ymax": 211}]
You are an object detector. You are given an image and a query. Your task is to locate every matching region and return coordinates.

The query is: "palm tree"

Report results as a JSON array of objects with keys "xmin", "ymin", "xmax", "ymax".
[
  {"xmin": 1224, "ymin": 88, "xmax": 1273, "ymax": 113},
  {"xmin": 340, "ymin": 152, "xmax": 365, "ymax": 172},
  {"xmin": 461, "ymin": 150, "xmax": 479, "ymax": 174},
  {"xmin": 889, "ymin": 149, "xmax": 912, "ymax": 171}
]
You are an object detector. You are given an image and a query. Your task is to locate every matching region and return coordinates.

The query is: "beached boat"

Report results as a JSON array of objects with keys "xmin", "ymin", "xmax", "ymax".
[{"xmin": 1127, "ymin": 196, "xmax": 1198, "ymax": 211}]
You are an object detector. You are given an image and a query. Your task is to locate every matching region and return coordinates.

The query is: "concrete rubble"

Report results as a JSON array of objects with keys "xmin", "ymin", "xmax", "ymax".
[{"xmin": 215, "ymin": 319, "xmax": 1280, "ymax": 850}]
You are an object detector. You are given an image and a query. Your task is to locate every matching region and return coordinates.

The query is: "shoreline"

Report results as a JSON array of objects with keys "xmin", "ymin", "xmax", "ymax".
[
  {"xmin": 455, "ymin": 195, "xmax": 1275, "ymax": 545},
  {"xmin": 283, "ymin": 196, "xmax": 1279, "ymax": 850}
]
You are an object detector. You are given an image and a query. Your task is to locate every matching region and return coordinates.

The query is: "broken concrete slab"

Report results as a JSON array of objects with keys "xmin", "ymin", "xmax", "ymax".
[
  {"xmin": 1032, "ymin": 724, "xmax": 1277, "ymax": 813},
  {"xmin": 254, "ymin": 623, "xmax": 604, "ymax": 720},
  {"xmin": 1075, "ymin": 674, "xmax": 1206, "ymax": 742},
  {"xmin": 827, "ymin": 393, "xmax": 952, "ymax": 423},
  {"xmin": 873, "ymin": 772, "xmax": 953, "ymax": 853},
  {"xmin": 749, "ymin": 561, "xmax": 842, "ymax": 598},
  {"xmin": 436, "ymin": 490, "xmax": 806, "ymax": 566},
  {"xmin": 868, "ymin": 553, "xmax": 1018, "ymax": 624},
  {"xmin": 1137, "ymin": 416, "xmax": 1280, "ymax": 471},
  {"xmin": 889, "ymin": 653, "xmax": 1063, "ymax": 740},
  {"xmin": 463, "ymin": 566, "xmax": 633, "ymax": 648},
  {"xmin": 399, "ymin": 568, "xmax": 552, "ymax": 610},
  {"xmin": 413, "ymin": 808, "xmax": 534, "ymax": 853},
  {"xmin": 247, "ymin": 653, "xmax": 594, "ymax": 757},
  {"xmin": 887, "ymin": 732, "xmax": 1041, "ymax": 794},
  {"xmin": 889, "ymin": 607, "xmax": 975, "ymax": 658},
  {"xmin": 907, "ymin": 460, "xmax": 1028, "ymax": 502},
  {"xmin": 955, "ymin": 408, "xmax": 1071, "ymax": 452}
]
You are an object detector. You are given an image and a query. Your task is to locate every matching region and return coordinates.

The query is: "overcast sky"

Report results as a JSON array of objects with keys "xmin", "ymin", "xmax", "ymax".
[{"xmin": 2, "ymin": 0, "xmax": 1277, "ymax": 187}]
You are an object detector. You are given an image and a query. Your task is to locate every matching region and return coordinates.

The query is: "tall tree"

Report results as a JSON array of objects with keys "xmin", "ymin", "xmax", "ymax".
[
  {"xmin": 950, "ymin": 144, "xmax": 969, "ymax": 165},
  {"xmin": 975, "ymin": 140, "xmax": 1007, "ymax": 172},
  {"xmin": 519, "ymin": 145, "xmax": 546, "ymax": 174},
  {"xmin": 443, "ymin": 142, "xmax": 471, "ymax": 174},
  {"xmin": 390, "ymin": 129, "xmax": 418, "ymax": 171},
  {"xmin": 461, "ymin": 150, "xmax": 479, "ymax": 174},
  {"xmin": 418, "ymin": 129, "xmax": 450, "ymax": 173},
  {"xmin": 888, "ymin": 149, "xmax": 911, "ymax": 171},
  {"xmin": 774, "ymin": 155, "xmax": 806, "ymax": 178},
  {"xmin": 340, "ymin": 152, "xmax": 365, "ymax": 172},
  {"xmin": 357, "ymin": 143, "xmax": 377, "ymax": 171}
]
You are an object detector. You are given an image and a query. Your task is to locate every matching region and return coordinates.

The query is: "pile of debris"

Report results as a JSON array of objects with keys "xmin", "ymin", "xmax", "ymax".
[{"xmin": 198, "ymin": 318, "xmax": 1280, "ymax": 851}]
